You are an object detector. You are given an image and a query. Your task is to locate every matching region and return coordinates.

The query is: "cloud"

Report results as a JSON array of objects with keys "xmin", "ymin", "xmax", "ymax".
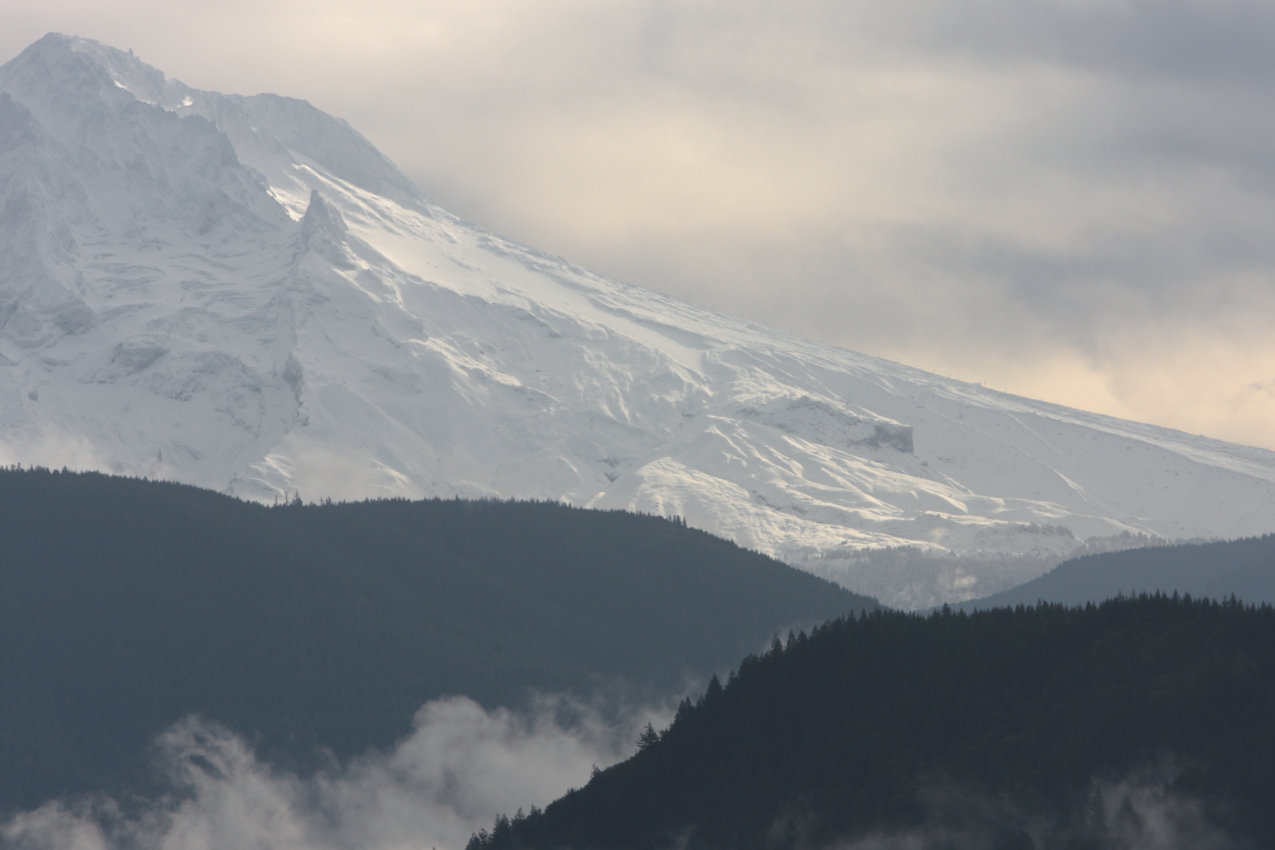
[
  {"xmin": 0, "ymin": 429, "xmax": 129, "ymax": 477},
  {"xmin": 4, "ymin": 1, "xmax": 1275, "ymax": 446},
  {"xmin": 2, "ymin": 715, "xmax": 1239, "ymax": 850},
  {"xmin": 812, "ymin": 765, "xmax": 1239, "ymax": 850},
  {"xmin": 0, "ymin": 694, "xmax": 671, "ymax": 850}
]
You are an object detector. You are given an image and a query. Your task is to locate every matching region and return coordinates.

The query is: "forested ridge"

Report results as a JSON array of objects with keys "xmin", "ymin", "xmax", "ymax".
[
  {"xmin": 0, "ymin": 467, "xmax": 873, "ymax": 812},
  {"xmin": 964, "ymin": 533, "xmax": 1275, "ymax": 609},
  {"xmin": 472, "ymin": 595, "xmax": 1275, "ymax": 850}
]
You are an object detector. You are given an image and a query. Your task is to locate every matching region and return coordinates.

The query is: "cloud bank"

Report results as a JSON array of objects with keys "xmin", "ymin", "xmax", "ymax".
[
  {"xmin": 4, "ymin": 1, "xmax": 1275, "ymax": 446},
  {"xmin": 1, "ymin": 695, "xmax": 669, "ymax": 850},
  {"xmin": 3, "ymin": 698, "xmax": 1238, "ymax": 850}
]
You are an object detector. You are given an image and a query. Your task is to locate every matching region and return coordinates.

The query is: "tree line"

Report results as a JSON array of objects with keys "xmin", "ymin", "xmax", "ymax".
[{"xmin": 471, "ymin": 594, "xmax": 1275, "ymax": 849}]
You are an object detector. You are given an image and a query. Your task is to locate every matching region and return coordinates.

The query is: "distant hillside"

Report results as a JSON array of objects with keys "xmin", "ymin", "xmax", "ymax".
[
  {"xmin": 473, "ymin": 596, "xmax": 1275, "ymax": 849},
  {"xmin": 961, "ymin": 534, "xmax": 1275, "ymax": 610},
  {"xmin": 0, "ymin": 467, "xmax": 873, "ymax": 812}
]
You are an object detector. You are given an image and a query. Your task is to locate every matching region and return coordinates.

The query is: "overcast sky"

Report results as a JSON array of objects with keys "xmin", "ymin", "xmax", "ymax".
[{"xmin": 5, "ymin": 1, "xmax": 1275, "ymax": 448}]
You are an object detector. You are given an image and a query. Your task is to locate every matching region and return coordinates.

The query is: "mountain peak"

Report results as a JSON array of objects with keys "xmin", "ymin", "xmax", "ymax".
[
  {"xmin": 0, "ymin": 36, "xmax": 422, "ymax": 211},
  {"xmin": 0, "ymin": 33, "xmax": 180, "ymax": 119},
  {"xmin": 230, "ymin": 92, "xmax": 426, "ymax": 207},
  {"xmin": 4, "ymin": 35, "xmax": 1275, "ymax": 608}
]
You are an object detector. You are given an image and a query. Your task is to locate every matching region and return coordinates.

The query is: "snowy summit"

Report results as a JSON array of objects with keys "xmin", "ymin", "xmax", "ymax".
[{"xmin": 3, "ymin": 34, "xmax": 1275, "ymax": 607}]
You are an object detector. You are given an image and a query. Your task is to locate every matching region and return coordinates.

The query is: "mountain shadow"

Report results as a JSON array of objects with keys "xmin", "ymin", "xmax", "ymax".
[
  {"xmin": 0, "ymin": 466, "xmax": 873, "ymax": 812},
  {"xmin": 471, "ymin": 595, "xmax": 1275, "ymax": 849}
]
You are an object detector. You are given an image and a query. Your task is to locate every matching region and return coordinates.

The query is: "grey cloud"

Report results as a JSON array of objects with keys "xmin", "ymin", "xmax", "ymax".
[
  {"xmin": 0, "ymin": 695, "xmax": 671, "ymax": 850},
  {"xmin": 907, "ymin": 0, "xmax": 1275, "ymax": 83},
  {"xmin": 608, "ymin": 0, "xmax": 1275, "ymax": 84},
  {"xmin": 0, "ymin": 697, "xmax": 1237, "ymax": 850},
  {"xmin": 669, "ymin": 0, "xmax": 1275, "ymax": 82}
]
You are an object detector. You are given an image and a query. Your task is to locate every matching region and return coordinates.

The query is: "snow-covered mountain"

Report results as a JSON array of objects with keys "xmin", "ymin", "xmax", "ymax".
[{"xmin": 4, "ymin": 34, "xmax": 1275, "ymax": 608}]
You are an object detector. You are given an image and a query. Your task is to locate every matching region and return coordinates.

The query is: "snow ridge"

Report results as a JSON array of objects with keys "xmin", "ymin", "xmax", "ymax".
[{"xmin": 4, "ymin": 34, "xmax": 1275, "ymax": 608}]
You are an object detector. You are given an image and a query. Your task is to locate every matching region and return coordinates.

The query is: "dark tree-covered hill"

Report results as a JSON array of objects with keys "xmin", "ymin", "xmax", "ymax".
[
  {"xmin": 473, "ymin": 595, "xmax": 1275, "ymax": 850},
  {"xmin": 964, "ymin": 534, "xmax": 1275, "ymax": 610},
  {"xmin": 0, "ymin": 467, "xmax": 873, "ymax": 812}
]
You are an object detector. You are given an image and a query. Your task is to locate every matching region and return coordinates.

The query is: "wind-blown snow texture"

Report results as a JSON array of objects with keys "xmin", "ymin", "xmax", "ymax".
[{"xmin": 4, "ymin": 34, "xmax": 1275, "ymax": 608}]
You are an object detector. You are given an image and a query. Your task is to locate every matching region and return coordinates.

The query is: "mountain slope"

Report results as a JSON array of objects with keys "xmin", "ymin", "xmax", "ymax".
[
  {"xmin": 0, "ymin": 466, "xmax": 871, "ymax": 811},
  {"xmin": 962, "ymin": 534, "xmax": 1275, "ymax": 609},
  {"xmin": 471, "ymin": 597, "xmax": 1275, "ymax": 849},
  {"xmin": 4, "ymin": 34, "xmax": 1275, "ymax": 607}
]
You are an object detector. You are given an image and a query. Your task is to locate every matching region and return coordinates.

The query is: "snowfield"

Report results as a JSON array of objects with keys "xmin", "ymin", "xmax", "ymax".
[{"xmin": 4, "ymin": 34, "xmax": 1275, "ymax": 608}]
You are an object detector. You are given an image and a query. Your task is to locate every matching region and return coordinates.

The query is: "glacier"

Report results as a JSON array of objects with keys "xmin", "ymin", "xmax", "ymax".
[{"xmin": 4, "ymin": 33, "xmax": 1275, "ymax": 608}]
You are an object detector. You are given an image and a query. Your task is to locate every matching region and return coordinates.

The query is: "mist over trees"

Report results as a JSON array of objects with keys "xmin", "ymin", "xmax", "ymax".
[
  {"xmin": 0, "ymin": 467, "xmax": 873, "ymax": 812},
  {"xmin": 472, "ymin": 595, "xmax": 1275, "ymax": 849}
]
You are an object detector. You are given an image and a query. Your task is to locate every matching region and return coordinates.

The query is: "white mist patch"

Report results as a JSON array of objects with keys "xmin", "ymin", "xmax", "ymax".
[
  {"xmin": 0, "ymin": 695, "xmax": 671, "ymax": 850},
  {"xmin": 247, "ymin": 440, "xmax": 426, "ymax": 504},
  {"xmin": 819, "ymin": 767, "xmax": 1238, "ymax": 850},
  {"xmin": 1083, "ymin": 775, "xmax": 1235, "ymax": 850},
  {"xmin": 0, "ymin": 429, "xmax": 146, "ymax": 479}
]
